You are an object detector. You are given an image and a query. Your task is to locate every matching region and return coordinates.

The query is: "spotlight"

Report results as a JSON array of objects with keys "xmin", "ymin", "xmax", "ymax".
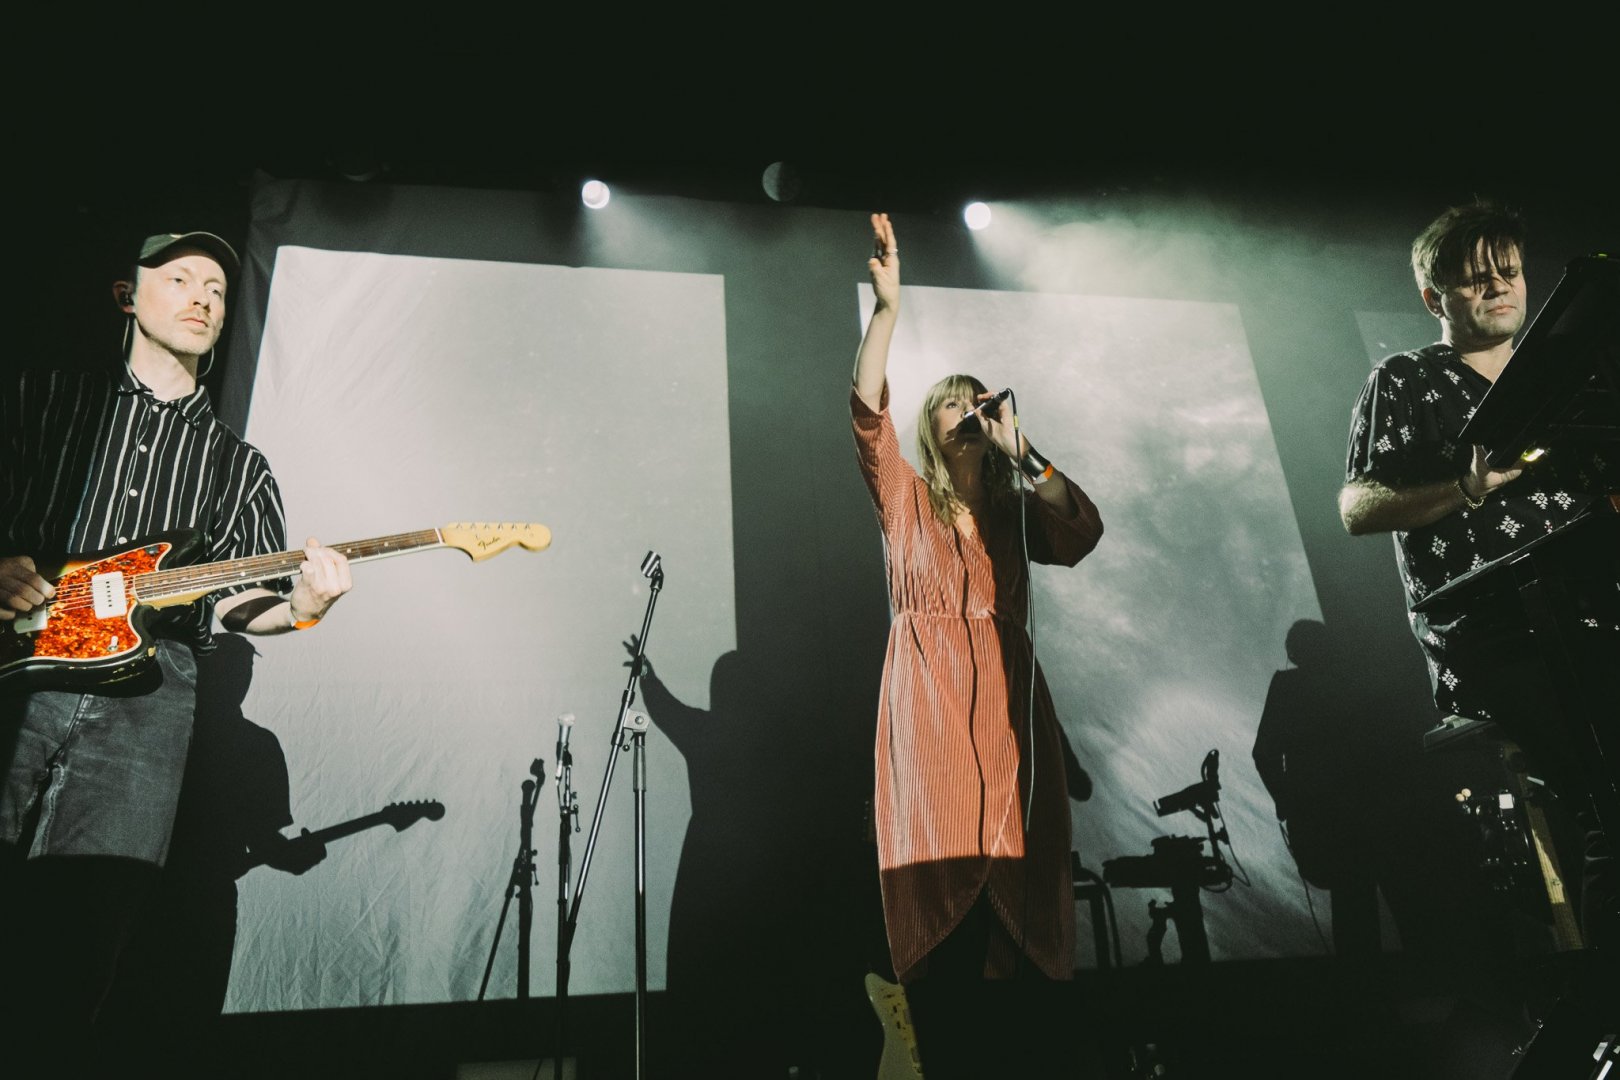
[
  {"xmin": 761, "ymin": 161, "xmax": 803, "ymax": 203},
  {"xmin": 963, "ymin": 202, "xmax": 992, "ymax": 231},
  {"xmin": 330, "ymin": 148, "xmax": 385, "ymax": 183},
  {"xmin": 581, "ymin": 179, "xmax": 611, "ymax": 210}
]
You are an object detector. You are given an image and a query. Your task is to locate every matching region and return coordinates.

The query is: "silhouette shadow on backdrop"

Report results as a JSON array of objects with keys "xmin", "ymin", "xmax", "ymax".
[
  {"xmin": 1251, "ymin": 618, "xmax": 1511, "ymax": 964},
  {"xmin": 97, "ymin": 633, "xmax": 445, "ymax": 1074},
  {"xmin": 625, "ymin": 636, "xmax": 878, "ymax": 1076},
  {"xmin": 97, "ymin": 633, "xmax": 327, "ymax": 1060}
]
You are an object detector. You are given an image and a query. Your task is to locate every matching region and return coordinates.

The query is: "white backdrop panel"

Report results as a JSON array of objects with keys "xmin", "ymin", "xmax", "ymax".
[
  {"xmin": 228, "ymin": 248, "xmax": 734, "ymax": 1010},
  {"xmin": 862, "ymin": 283, "xmax": 1326, "ymax": 963}
]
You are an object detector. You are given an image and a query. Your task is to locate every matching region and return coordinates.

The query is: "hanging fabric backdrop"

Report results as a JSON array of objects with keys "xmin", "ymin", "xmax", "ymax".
[{"xmin": 206, "ymin": 176, "xmax": 1451, "ymax": 1013}]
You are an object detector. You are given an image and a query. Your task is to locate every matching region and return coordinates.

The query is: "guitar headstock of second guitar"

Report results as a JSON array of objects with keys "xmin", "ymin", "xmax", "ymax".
[
  {"xmin": 440, "ymin": 523, "xmax": 553, "ymax": 561},
  {"xmin": 382, "ymin": 799, "xmax": 447, "ymax": 830}
]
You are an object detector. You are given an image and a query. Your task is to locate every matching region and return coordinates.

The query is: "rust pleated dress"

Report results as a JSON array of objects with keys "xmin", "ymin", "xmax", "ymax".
[{"xmin": 852, "ymin": 387, "xmax": 1103, "ymax": 983}]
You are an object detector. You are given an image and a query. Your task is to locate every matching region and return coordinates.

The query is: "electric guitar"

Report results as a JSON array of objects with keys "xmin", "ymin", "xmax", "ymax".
[
  {"xmin": 236, "ymin": 798, "xmax": 446, "ymax": 878},
  {"xmin": 866, "ymin": 971, "xmax": 925, "ymax": 1079},
  {"xmin": 0, "ymin": 523, "xmax": 551, "ymax": 693}
]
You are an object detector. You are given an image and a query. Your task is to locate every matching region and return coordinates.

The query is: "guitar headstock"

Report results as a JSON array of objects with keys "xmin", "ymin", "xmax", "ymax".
[
  {"xmin": 381, "ymin": 800, "xmax": 447, "ymax": 831},
  {"xmin": 440, "ymin": 523, "xmax": 553, "ymax": 561}
]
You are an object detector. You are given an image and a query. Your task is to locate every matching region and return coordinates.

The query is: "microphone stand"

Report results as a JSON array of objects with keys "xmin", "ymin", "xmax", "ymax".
[
  {"xmin": 478, "ymin": 758, "xmax": 544, "ymax": 1002},
  {"xmin": 552, "ymin": 717, "xmax": 579, "ymax": 1080},
  {"xmin": 555, "ymin": 551, "xmax": 663, "ymax": 1080}
]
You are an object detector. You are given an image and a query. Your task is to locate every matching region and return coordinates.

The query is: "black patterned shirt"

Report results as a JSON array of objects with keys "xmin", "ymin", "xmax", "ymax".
[
  {"xmin": 1, "ymin": 363, "xmax": 288, "ymax": 648},
  {"xmin": 1345, "ymin": 343, "xmax": 1612, "ymax": 720}
]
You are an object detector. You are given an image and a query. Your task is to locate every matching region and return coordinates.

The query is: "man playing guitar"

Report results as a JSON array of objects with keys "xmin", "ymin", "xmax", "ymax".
[{"xmin": 0, "ymin": 230, "xmax": 351, "ymax": 1065}]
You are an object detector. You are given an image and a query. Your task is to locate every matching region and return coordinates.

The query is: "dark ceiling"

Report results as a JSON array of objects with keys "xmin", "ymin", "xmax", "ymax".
[{"xmin": 19, "ymin": 53, "xmax": 1614, "ymax": 279}]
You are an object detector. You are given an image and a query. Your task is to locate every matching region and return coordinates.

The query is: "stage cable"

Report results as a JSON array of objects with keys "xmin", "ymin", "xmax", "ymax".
[{"xmin": 1281, "ymin": 822, "xmax": 1333, "ymax": 954}]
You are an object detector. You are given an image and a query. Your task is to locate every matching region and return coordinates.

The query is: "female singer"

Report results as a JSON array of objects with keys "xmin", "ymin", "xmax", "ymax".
[{"xmin": 850, "ymin": 212, "xmax": 1103, "ymax": 1073}]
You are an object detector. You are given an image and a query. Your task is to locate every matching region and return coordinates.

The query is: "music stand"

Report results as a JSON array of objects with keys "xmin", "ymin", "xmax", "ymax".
[
  {"xmin": 1428, "ymin": 251, "xmax": 1620, "ymax": 1078},
  {"xmin": 1460, "ymin": 253, "xmax": 1620, "ymax": 468},
  {"xmin": 1426, "ymin": 251, "xmax": 1620, "ymax": 840}
]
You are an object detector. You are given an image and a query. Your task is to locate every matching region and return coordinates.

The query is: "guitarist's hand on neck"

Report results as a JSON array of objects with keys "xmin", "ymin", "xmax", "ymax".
[
  {"xmin": 217, "ymin": 537, "xmax": 353, "ymax": 635},
  {"xmin": 287, "ymin": 536, "xmax": 353, "ymax": 625}
]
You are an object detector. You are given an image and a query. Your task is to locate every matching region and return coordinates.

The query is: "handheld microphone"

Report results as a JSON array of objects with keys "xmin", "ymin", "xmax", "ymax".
[{"xmin": 956, "ymin": 387, "xmax": 1013, "ymax": 435}]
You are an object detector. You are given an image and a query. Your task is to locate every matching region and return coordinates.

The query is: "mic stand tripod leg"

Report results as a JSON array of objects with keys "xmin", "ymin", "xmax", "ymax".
[
  {"xmin": 632, "ymin": 722, "xmax": 649, "ymax": 1076},
  {"xmin": 1144, "ymin": 901, "xmax": 1169, "ymax": 966},
  {"xmin": 1168, "ymin": 883, "xmax": 1212, "ymax": 965},
  {"xmin": 554, "ymin": 745, "xmax": 576, "ymax": 1080},
  {"xmin": 478, "ymin": 764, "xmax": 543, "ymax": 1002}
]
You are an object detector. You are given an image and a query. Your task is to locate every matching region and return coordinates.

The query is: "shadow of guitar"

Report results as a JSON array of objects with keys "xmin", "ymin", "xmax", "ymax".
[{"xmin": 235, "ymin": 799, "xmax": 446, "ymax": 877}]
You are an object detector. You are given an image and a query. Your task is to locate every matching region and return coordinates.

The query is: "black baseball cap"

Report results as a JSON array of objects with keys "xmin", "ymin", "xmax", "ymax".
[{"xmin": 137, "ymin": 231, "xmax": 240, "ymax": 283}]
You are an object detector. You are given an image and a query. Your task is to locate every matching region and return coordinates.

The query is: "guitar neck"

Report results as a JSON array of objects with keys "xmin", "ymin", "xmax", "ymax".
[
  {"xmin": 135, "ymin": 530, "xmax": 444, "ymax": 603},
  {"xmin": 302, "ymin": 810, "xmax": 397, "ymax": 846},
  {"xmin": 235, "ymin": 808, "xmax": 419, "ymax": 877}
]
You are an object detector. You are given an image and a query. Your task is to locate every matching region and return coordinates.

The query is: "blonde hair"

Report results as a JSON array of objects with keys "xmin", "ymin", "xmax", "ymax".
[{"xmin": 916, "ymin": 373, "xmax": 1021, "ymax": 523}]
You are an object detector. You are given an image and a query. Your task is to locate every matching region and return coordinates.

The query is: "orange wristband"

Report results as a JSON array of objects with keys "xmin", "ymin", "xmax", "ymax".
[{"xmin": 1021, "ymin": 445, "xmax": 1055, "ymax": 485}]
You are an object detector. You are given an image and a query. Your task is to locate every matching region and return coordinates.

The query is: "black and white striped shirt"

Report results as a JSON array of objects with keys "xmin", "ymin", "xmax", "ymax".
[{"xmin": 1, "ymin": 363, "xmax": 287, "ymax": 647}]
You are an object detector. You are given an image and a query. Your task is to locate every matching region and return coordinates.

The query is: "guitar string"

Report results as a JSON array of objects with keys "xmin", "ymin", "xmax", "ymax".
[
  {"xmin": 39, "ymin": 527, "xmax": 538, "ymax": 615},
  {"xmin": 43, "ymin": 530, "xmax": 440, "ymax": 597},
  {"xmin": 37, "ymin": 530, "xmax": 449, "ymax": 614},
  {"xmin": 140, "ymin": 531, "xmax": 441, "ymax": 591},
  {"xmin": 42, "ymin": 546, "xmax": 436, "ymax": 613},
  {"xmin": 41, "ymin": 539, "xmax": 433, "ymax": 611}
]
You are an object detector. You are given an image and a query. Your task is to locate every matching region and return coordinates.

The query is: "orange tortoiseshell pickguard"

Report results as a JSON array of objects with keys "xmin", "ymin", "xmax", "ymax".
[{"xmin": 29, "ymin": 543, "xmax": 170, "ymax": 665}]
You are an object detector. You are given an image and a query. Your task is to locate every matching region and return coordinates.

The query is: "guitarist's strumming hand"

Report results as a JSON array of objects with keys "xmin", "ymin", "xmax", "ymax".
[
  {"xmin": 261, "ymin": 828, "xmax": 329, "ymax": 876},
  {"xmin": 0, "ymin": 556, "xmax": 53, "ymax": 622}
]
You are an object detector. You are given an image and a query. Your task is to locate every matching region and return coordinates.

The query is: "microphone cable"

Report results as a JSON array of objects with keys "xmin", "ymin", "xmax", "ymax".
[
  {"xmin": 1009, "ymin": 389, "xmax": 1038, "ymax": 834},
  {"xmin": 1009, "ymin": 388, "xmax": 1039, "ymax": 970}
]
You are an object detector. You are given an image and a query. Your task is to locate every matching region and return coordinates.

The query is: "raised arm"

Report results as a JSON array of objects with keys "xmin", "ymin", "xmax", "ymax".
[
  {"xmin": 852, "ymin": 212, "xmax": 900, "ymax": 412},
  {"xmin": 623, "ymin": 634, "xmax": 705, "ymax": 748}
]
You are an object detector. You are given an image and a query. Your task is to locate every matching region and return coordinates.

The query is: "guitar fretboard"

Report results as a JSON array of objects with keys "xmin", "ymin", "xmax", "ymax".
[{"xmin": 134, "ymin": 530, "xmax": 444, "ymax": 600}]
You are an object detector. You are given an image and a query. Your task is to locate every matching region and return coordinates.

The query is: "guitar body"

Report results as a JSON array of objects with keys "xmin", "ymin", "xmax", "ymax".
[
  {"xmin": 866, "ymin": 972, "xmax": 925, "ymax": 1079},
  {"xmin": 0, "ymin": 530, "xmax": 202, "ymax": 695}
]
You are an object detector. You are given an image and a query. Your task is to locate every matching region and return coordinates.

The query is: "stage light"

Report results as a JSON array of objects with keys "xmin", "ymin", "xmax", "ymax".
[
  {"xmin": 581, "ymin": 180, "xmax": 611, "ymax": 210},
  {"xmin": 762, "ymin": 161, "xmax": 803, "ymax": 203},
  {"xmin": 963, "ymin": 202, "xmax": 993, "ymax": 230},
  {"xmin": 330, "ymin": 148, "xmax": 385, "ymax": 183}
]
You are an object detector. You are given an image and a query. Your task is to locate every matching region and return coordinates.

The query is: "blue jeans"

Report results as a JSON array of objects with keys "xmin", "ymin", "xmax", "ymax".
[{"xmin": 2, "ymin": 640, "xmax": 197, "ymax": 866}]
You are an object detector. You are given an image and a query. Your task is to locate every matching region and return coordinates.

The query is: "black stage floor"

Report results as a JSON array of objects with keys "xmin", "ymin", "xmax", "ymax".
[{"xmin": 49, "ymin": 949, "xmax": 1614, "ymax": 1080}]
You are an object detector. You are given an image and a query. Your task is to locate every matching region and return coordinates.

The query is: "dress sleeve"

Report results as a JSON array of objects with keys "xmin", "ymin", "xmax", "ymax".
[
  {"xmin": 1025, "ymin": 477, "xmax": 1103, "ymax": 567},
  {"xmin": 1345, "ymin": 357, "xmax": 1467, "ymax": 487},
  {"xmin": 851, "ymin": 383, "xmax": 919, "ymax": 531}
]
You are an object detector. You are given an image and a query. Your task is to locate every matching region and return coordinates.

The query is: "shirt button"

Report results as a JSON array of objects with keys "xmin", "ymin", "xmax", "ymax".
[
  {"xmin": 117, "ymin": 537, "xmax": 128, "ymax": 544},
  {"xmin": 139, "ymin": 445, "xmax": 149, "ymax": 453},
  {"xmin": 128, "ymin": 488, "xmax": 139, "ymax": 497}
]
